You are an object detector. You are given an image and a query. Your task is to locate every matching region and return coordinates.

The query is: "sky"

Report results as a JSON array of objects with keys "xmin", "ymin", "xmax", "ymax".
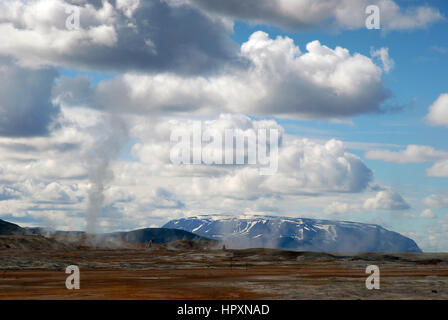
[{"xmin": 0, "ymin": 0, "xmax": 448, "ymax": 251}]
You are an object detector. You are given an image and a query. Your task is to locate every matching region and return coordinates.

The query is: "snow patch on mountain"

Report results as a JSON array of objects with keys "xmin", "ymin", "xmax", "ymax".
[{"xmin": 163, "ymin": 215, "xmax": 422, "ymax": 253}]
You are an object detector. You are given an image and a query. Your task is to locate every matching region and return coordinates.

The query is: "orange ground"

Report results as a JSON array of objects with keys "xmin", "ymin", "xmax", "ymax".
[{"xmin": 1, "ymin": 248, "xmax": 448, "ymax": 299}]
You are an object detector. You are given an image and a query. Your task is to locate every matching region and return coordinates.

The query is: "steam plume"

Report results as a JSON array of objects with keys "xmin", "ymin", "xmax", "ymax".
[{"xmin": 85, "ymin": 115, "xmax": 128, "ymax": 234}]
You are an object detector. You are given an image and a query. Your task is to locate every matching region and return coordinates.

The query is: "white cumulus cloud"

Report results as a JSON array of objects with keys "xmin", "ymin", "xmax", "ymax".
[
  {"xmin": 426, "ymin": 160, "xmax": 448, "ymax": 178},
  {"xmin": 420, "ymin": 209, "xmax": 436, "ymax": 219},
  {"xmin": 58, "ymin": 31, "xmax": 391, "ymax": 120},
  {"xmin": 365, "ymin": 145, "xmax": 448, "ymax": 164},
  {"xmin": 423, "ymin": 194, "xmax": 448, "ymax": 208},
  {"xmin": 363, "ymin": 189, "xmax": 410, "ymax": 211},
  {"xmin": 425, "ymin": 94, "xmax": 448, "ymax": 127},
  {"xmin": 370, "ymin": 47, "xmax": 394, "ymax": 73},
  {"xmin": 0, "ymin": 0, "xmax": 238, "ymax": 74}
]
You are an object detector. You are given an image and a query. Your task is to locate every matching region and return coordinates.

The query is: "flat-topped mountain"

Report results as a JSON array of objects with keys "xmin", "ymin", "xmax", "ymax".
[{"xmin": 163, "ymin": 215, "xmax": 422, "ymax": 253}]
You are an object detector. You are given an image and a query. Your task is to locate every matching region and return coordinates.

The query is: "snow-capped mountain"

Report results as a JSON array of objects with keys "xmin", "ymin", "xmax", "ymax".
[{"xmin": 163, "ymin": 215, "xmax": 422, "ymax": 253}]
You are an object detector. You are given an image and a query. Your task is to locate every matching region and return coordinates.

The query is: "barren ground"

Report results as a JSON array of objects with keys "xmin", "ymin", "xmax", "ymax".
[{"xmin": 1, "ymin": 241, "xmax": 448, "ymax": 300}]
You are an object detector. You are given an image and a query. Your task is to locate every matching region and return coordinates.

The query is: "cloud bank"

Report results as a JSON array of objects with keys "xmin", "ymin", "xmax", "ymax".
[
  {"xmin": 0, "ymin": 57, "xmax": 59, "ymax": 137},
  {"xmin": 0, "ymin": 0, "xmax": 239, "ymax": 74},
  {"xmin": 189, "ymin": 0, "xmax": 443, "ymax": 31},
  {"xmin": 56, "ymin": 31, "xmax": 392, "ymax": 119}
]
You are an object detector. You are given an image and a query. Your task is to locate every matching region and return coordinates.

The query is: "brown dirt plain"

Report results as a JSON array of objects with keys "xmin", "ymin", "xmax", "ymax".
[{"xmin": 1, "ymin": 236, "xmax": 448, "ymax": 300}]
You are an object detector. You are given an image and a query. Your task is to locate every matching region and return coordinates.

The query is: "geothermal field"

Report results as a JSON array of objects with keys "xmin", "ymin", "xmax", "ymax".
[{"xmin": 1, "ymin": 235, "xmax": 448, "ymax": 300}]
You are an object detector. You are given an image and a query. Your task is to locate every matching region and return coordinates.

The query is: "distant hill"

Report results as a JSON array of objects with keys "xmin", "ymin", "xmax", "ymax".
[
  {"xmin": 164, "ymin": 215, "xmax": 422, "ymax": 253},
  {"xmin": 0, "ymin": 218, "xmax": 214, "ymax": 246},
  {"xmin": 108, "ymin": 228, "xmax": 215, "ymax": 244},
  {"xmin": 0, "ymin": 219, "xmax": 26, "ymax": 235}
]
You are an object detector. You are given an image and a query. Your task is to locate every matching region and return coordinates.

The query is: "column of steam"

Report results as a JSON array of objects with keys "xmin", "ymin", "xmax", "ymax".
[
  {"xmin": 85, "ymin": 115, "xmax": 128, "ymax": 234},
  {"xmin": 86, "ymin": 158, "xmax": 109, "ymax": 234}
]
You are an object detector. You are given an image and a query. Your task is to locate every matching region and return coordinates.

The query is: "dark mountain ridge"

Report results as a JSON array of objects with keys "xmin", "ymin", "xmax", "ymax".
[{"xmin": 0, "ymin": 218, "xmax": 213, "ymax": 245}]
